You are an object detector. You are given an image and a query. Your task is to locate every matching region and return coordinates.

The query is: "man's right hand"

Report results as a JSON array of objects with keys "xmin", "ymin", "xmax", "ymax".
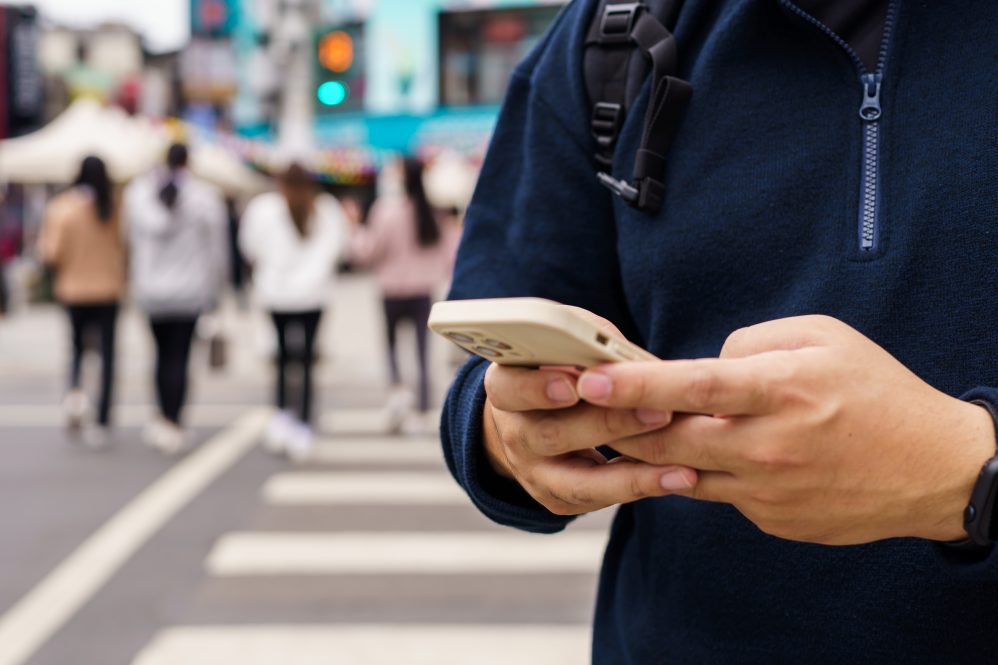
[{"xmin": 482, "ymin": 363, "xmax": 698, "ymax": 516}]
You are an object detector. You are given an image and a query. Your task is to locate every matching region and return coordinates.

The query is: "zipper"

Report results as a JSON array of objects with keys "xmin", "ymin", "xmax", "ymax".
[{"xmin": 780, "ymin": 1, "xmax": 898, "ymax": 253}]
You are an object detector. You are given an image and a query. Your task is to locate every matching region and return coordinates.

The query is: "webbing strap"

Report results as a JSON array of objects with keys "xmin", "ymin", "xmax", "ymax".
[
  {"xmin": 628, "ymin": 11, "xmax": 692, "ymax": 211},
  {"xmin": 584, "ymin": 1, "xmax": 691, "ymax": 213}
]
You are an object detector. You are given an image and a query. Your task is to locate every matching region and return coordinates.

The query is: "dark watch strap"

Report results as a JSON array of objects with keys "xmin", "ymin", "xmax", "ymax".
[
  {"xmin": 964, "ymin": 455, "xmax": 998, "ymax": 546},
  {"xmin": 960, "ymin": 399, "xmax": 998, "ymax": 546}
]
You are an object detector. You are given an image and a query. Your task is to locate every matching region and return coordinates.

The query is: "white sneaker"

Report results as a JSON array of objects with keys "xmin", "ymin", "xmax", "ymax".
[
  {"xmin": 64, "ymin": 390, "xmax": 89, "ymax": 432},
  {"xmin": 286, "ymin": 421, "xmax": 315, "ymax": 463},
  {"xmin": 384, "ymin": 386, "xmax": 414, "ymax": 435},
  {"xmin": 263, "ymin": 410, "xmax": 295, "ymax": 455},
  {"xmin": 155, "ymin": 421, "xmax": 190, "ymax": 456},
  {"xmin": 82, "ymin": 426, "xmax": 113, "ymax": 451},
  {"xmin": 143, "ymin": 418, "xmax": 170, "ymax": 450}
]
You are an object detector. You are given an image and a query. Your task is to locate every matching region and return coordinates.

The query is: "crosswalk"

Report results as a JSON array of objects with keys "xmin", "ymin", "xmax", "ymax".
[{"xmin": 129, "ymin": 418, "xmax": 610, "ymax": 664}]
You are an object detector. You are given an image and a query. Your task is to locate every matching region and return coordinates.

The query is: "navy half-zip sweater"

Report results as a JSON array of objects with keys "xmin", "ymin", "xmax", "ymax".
[{"xmin": 441, "ymin": 0, "xmax": 998, "ymax": 662}]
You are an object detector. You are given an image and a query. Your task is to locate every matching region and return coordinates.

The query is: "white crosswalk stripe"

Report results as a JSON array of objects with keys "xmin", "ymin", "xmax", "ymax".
[
  {"xmin": 307, "ymin": 440, "xmax": 443, "ymax": 464},
  {"xmin": 262, "ymin": 471, "xmax": 467, "ymax": 505},
  {"xmin": 206, "ymin": 531, "xmax": 607, "ymax": 575},
  {"xmin": 132, "ymin": 625, "xmax": 591, "ymax": 665},
  {"xmin": 132, "ymin": 425, "xmax": 602, "ymax": 664}
]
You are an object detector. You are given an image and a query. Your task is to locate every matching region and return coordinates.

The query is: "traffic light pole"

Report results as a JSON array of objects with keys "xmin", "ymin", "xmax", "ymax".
[{"xmin": 272, "ymin": 0, "xmax": 317, "ymax": 157}]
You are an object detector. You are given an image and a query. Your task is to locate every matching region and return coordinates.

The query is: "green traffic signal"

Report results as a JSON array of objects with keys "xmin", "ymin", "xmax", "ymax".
[{"xmin": 317, "ymin": 81, "xmax": 350, "ymax": 106}]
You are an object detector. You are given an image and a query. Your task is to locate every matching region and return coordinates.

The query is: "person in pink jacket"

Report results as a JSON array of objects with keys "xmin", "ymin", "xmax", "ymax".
[{"xmin": 350, "ymin": 157, "xmax": 458, "ymax": 430}]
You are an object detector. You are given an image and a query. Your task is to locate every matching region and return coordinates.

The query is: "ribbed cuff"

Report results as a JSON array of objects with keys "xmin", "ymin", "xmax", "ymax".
[{"xmin": 440, "ymin": 356, "xmax": 574, "ymax": 534}]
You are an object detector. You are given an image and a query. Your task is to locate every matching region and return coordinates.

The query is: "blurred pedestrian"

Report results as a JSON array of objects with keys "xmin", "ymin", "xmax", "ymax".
[
  {"xmin": 37, "ymin": 155, "xmax": 126, "ymax": 449},
  {"xmin": 125, "ymin": 143, "xmax": 228, "ymax": 455},
  {"xmin": 239, "ymin": 163, "xmax": 348, "ymax": 460},
  {"xmin": 349, "ymin": 157, "xmax": 458, "ymax": 432},
  {"xmin": 224, "ymin": 196, "xmax": 249, "ymax": 309}
]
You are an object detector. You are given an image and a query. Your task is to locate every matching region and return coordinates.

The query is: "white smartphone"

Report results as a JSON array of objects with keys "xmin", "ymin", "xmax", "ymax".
[{"xmin": 428, "ymin": 297, "xmax": 657, "ymax": 368}]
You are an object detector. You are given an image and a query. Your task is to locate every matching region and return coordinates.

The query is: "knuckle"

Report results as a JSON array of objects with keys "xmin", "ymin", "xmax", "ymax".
[
  {"xmin": 629, "ymin": 474, "xmax": 654, "ymax": 501},
  {"xmin": 544, "ymin": 500, "xmax": 579, "ymax": 517},
  {"xmin": 642, "ymin": 435, "xmax": 670, "ymax": 466},
  {"xmin": 744, "ymin": 443, "xmax": 787, "ymax": 469},
  {"xmin": 600, "ymin": 407, "xmax": 635, "ymax": 441},
  {"xmin": 765, "ymin": 355, "xmax": 800, "ymax": 388},
  {"xmin": 620, "ymin": 370, "xmax": 650, "ymax": 406},
  {"xmin": 567, "ymin": 485, "xmax": 595, "ymax": 506},
  {"xmin": 530, "ymin": 415, "xmax": 565, "ymax": 455},
  {"xmin": 685, "ymin": 366, "xmax": 721, "ymax": 412},
  {"xmin": 542, "ymin": 487, "xmax": 583, "ymax": 515},
  {"xmin": 749, "ymin": 484, "xmax": 785, "ymax": 507}
]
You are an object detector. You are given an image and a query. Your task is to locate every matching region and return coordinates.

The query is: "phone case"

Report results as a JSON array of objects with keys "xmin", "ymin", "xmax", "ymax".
[{"xmin": 429, "ymin": 298, "xmax": 658, "ymax": 367}]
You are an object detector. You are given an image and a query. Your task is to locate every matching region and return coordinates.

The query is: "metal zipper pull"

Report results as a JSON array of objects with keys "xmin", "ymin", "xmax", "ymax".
[{"xmin": 859, "ymin": 73, "xmax": 882, "ymax": 121}]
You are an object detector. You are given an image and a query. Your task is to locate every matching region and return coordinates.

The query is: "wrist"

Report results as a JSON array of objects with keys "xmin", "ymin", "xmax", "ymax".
[{"xmin": 919, "ymin": 400, "xmax": 996, "ymax": 542}]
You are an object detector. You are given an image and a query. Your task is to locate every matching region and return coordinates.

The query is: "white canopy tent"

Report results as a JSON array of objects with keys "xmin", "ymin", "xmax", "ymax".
[
  {"xmin": 189, "ymin": 142, "xmax": 270, "ymax": 198},
  {"xmin": 0, "ymin": 99, "xmax": 167, "ymax": 184},
  {"xmin": 0, "ymin": 99, "xmax": 269, "ymax": 197}
]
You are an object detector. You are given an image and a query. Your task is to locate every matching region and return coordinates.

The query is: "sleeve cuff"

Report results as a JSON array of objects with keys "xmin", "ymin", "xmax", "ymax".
[{"xmin": 440, "ymin": 356, "xmax": 574, "ymax": 534}]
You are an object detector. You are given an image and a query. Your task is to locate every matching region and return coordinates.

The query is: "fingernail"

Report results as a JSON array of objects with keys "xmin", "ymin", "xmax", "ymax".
[
  {"xmin": 636, "ymin": 409, "xmax": 672, "ymax": 426},
  {"xmin": 578, "ymin": 372, "xmax": 612, "ymax": 401},
  {"xmin": 545, "ymin": 379, "xmax": 576, "ymax": 404},
  {"xmin": 660, "ymin": 468, "xmax": 695, "ymax": 491}
]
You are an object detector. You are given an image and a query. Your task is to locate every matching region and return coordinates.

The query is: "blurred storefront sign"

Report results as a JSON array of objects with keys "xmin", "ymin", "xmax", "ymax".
[
  {"xmin": 192, "ymin": 0, "xmax": 240, "ymax": 37},
  {"xmin": 0, "ymin": 5, "xmax": 45, "ymax": 139},
  {"xmin": 181, "ymin": 38, "xmax": 238, "ymax": 104}
]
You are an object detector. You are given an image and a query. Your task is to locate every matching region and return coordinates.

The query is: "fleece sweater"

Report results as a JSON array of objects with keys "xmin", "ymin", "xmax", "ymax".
[{"xmin": 440, "ymin": 0, "xmax": 998, "ymax": 663}]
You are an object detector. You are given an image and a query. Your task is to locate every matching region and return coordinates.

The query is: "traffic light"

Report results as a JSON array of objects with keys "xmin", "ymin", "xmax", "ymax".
[{"xmin": 315, "ymin": 25, "xmax": 364, "ymax": 112}]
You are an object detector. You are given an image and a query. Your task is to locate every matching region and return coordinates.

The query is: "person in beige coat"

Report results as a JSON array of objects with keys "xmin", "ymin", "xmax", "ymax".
[{"xmin": 38, "ymin": 156, "xmax": 126, "ymax": 448}]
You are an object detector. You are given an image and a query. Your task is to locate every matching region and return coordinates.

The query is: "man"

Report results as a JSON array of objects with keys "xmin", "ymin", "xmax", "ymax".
[{"xmin": 440, "ymin": 0, "xmax": 998, "ymax": 662}]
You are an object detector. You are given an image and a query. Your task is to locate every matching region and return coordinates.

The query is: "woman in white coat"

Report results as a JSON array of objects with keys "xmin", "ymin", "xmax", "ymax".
[{"xmin": 239, "ymin": 163, "xmax": 348, "ymax": 460}]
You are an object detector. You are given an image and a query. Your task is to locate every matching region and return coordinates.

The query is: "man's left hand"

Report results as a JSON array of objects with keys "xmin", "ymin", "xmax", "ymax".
[{"xmin": 576, "ymin": 316, "xmax": 996, "ymax": 545}]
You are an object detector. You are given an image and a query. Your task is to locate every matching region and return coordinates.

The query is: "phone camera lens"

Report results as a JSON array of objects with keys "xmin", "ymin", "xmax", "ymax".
[
  {"xmin": 473, "ymin": 346, "xmax": 503, "ymax": 358},
  {"xmin": 447, "ymin": 332, "xmax": 475, "ymax": 344},
  {"xmin": 483, "ymin": 339, "xmax": 512, "ymax": 350}
]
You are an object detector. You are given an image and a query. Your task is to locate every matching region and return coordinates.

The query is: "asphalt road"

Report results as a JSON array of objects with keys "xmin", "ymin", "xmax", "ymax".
[{"xmin": 0, "ymin": 276, "xmax": 610, "ymax": 665}]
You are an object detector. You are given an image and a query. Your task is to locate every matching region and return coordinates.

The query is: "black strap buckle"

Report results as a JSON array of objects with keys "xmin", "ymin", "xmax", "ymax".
[
  {"xmin": 591, "ymin": 102, "xmax": 624, "ymax": 150},
  {"xmin": 599, "ymin": 2, "xmax": 643, "ymax": 44}
]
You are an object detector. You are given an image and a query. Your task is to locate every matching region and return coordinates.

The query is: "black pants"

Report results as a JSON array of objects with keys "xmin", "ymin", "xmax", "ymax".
[
  {"xmin": 150, "ymin": 317, "xmax": 198, "ymax": 425},
  {"xmin": 0, "ymin": 264, "xmax": 8, "ymax": 315},
  {"xmin": 67, "ymin": 303, "xmax": 118, "ymax": 426},
  {"xmin": 383, "ymin": 295, "xmax": 432, "ymax": 412},
  {"xmin": 271, "ymin": 310, "xmax": 322, "ymax": 425}
]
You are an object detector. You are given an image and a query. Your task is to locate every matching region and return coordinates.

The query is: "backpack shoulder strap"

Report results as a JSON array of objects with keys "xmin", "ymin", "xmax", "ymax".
[{"xmin": 583, "ymin": 0, "xmax": 692, "ymax": 213}]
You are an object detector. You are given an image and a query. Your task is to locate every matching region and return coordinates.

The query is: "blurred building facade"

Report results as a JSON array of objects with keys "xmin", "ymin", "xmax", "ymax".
[{"xmin": 215, "ymin": 0, "xmax": 565, "ymax": 181}]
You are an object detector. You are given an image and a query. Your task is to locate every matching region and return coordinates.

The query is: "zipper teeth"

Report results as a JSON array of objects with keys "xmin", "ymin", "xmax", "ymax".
[
  {"xmin": 874, "ymin": 2, "xmax": 898, "ymax": 74},
  {"xmin": 779, "ymin": 0, "xmax": 866, "ymax": 73},
  {"xmin": 781, "ymin": 0, "xmax": 898, "ymax": 77},
  {"xmin": 860, "ymin": 122, "xmax": 879, "ymax": 248}
]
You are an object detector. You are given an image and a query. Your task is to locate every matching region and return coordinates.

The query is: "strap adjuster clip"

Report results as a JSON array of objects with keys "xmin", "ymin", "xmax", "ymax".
[
  {"xmin": 591, "ymin": 102, "xmax": 624, "ymax": 149},
  {"xmin": 599, "ymin": 2, "xmax": 643, "ymax": 44}
]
